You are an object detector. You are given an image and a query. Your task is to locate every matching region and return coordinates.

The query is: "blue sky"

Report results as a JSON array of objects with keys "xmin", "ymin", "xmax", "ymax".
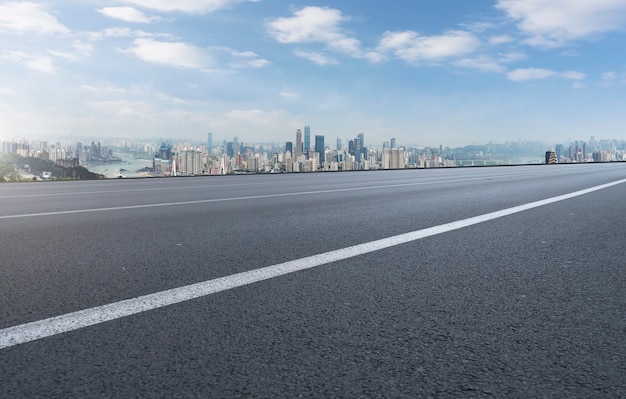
[{"xmin": 1, "ymin": 0, "xmax": 626, "ymax": 147}]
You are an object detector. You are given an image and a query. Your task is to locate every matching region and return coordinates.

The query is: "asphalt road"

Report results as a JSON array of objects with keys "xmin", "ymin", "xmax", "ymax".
[{"xmin": 1, "ymin": 164, "xmax": 625, "ymax": 398}]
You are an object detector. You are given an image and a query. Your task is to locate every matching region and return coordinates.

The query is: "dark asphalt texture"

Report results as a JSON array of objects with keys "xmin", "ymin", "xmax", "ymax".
[{"xmin": 1, "ymin": 164, "xmax": 625, "ymax": 397}]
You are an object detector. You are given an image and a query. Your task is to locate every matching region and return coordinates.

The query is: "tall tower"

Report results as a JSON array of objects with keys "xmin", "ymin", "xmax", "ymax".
[
  {"xmin": 233, "ymin": 136, "xmax": 239, "ymax": 156},
  {"xmin": 354, "ymin": 137, "xmax": 362, "ymax": 162},
  {"xmin": 295, "ymin": 129, "xmax": 302, "ymax": 159},
  {"xmin": 315, "ymin": 135, "xmax": 325, "ymax": 165},
  {"xmin": 207, "ymin": 132, "xmax": 213, "ymax": 154},
  {"xmin": 304, "ymin": 126, "xmax": 311, "ymax": 152},
  {"xmin": 357, "ymin": 132, "xmax": 364, "ymax": 149},
  {"xmin": 390, "ymin": 138, "xmax": 397, "ymax": 149}
]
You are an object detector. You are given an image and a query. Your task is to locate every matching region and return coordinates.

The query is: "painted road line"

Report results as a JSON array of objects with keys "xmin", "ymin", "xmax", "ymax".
[{"xmin": 1, "ymin": 178, "xmax": 625, "ymax": 349}]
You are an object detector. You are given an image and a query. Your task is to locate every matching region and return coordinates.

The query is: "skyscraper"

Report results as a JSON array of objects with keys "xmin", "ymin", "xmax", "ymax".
[
  {"xmin": 233, "ymin": 136, "xmax": 239, "ymax": 155},
  {"xmin": 354, "ymin": 137, "xmax": 362, "ymax": 162},
  {"xmin": 285, "ymin": 141, "xmax": 293, "ymax": 155},
  {"xmin": 295, "ymin": 129, "xmax": 302, "ymax": 158},
  {"xmin": 358, "ymin": 132, "xmax": 364, "ymax": 149},
  {"xmin": 390, "ymin": 138, "xmax": 397, "ymax": 149},
  {"xmin": 336, "ymin": 137, "xmax": 342, "ymax": 151},
  {"xmin": 304, "ymin": 126, "xmax": 311, "ymax": 152},
  {"xmin": 207, "ymin": 132, "xmax": 213, "ymax": 154},
  {"xmin": 315, "ymin": 135, "xmax": 325, "ymax": 165}
]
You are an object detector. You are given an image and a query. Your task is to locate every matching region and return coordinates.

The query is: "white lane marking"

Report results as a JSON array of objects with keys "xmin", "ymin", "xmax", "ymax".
[
  {"xmin": 1, "ymin": 177, "xmax": 625, "ymax": 350},
  {"xmin": 0, "ymin": 176, "xmax": 505, "ymax": 219}
]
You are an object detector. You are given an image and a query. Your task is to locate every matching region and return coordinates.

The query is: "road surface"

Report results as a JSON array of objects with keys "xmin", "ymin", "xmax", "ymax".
[{"xmin": 1, "ymin": 164, "xmax": 625, "ymax": 397}]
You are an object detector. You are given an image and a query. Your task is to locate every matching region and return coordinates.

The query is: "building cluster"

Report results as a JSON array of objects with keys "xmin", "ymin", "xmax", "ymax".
[
  {"xmin": 0, "ymin": 139, "xmax": 123, "ymax": 166},
  {"xmin": 2, "ymin": 132, "xmax": 624, "ymax": 178},
  {"xmin": 152, "ymin": 129, "xmax": 418, "ymax": 176},
  {"xmin": 546, "ymin": 136, "xmax": 625, "ymax": 164}
]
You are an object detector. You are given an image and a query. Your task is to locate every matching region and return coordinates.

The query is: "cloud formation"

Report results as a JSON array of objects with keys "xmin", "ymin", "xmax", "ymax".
[
  {"xmin": 0, "ymin": 2, "xmax": 69, "ymax": 35},
  {"xmin": 2, "ymin": 50, "xmax": 56, "ymax": 73},
  {"xmin": 98, "ymin": 7, "xmax": 160, "ymax": 23},
  {"xmin": 497, "ymin": 0, "xmax": 626, "ymax": 47},
  {"xmin": 507, "ymin": 67, "xmax": 586, "ymax": 81},
  {"xmin": 117, "ymin": 0, "xmax": 258, "ymax": 14},
  {"xmin": 293, "ymin": 50, "xmax": 338, "ymax": 66},
  {"xmin": 123, "ymin": 39, "xmax": 213, "ymax": 69},
  {"xmin": 378, "ymin": 30, "xmax": 481, "ymax": 63},
  {"xmin": 266, "ymin": 6, "xmax": 384, "ymax": 63},
  {"xmin": 230, "ymin": 50, "xmax": 269, "ymax": 68}
]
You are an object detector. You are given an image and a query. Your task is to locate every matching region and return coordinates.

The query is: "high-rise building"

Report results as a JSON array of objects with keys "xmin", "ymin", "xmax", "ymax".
[
  {"xmin": 227, "ymin": 142, "xmax": 234, "ymax": 158},
  {"xmin": 555, "ymin": 144, "xmax": 563, "ymax": 161},
  {"xmin": 233, "ymin": 136, "xmax": 240, "ymax": 156},
  {"xmin": 546, "ymin": 149, "xmax": 557, "ymax": 164},
  {"xmin": 315, "ymin": 135, "xmax": 325, "ymax": 165},
  {"xmin": 304, "ymin": 126, "xmax": 311, "ymax": 152},
  {"xmin": 336, "ymin": 138, "xmax": 342, "ymax": 151},
  {"xmin": 358, "ymin": 132, "xmax": 364, "ymax": 149},
  {"xmin": 207, "ymin": 132, "xmax": 213, "ymax": 154},
  {"xmin": 285, "ymin": 141, "xmax": 293, "ymax": 155},
  {"xmin": 354, "ymin": 137, "xmax": 362, "ymax": 163},
  {"xmin": 295, "ymin": 129, "xmax": 302, "ymax": 158},
  {"xmin": 390, "ymin": 138, "xmax": 397, "ymax": 149},
  {"xmin": 383, "ymin": 148, "xmax": 405, "ymax": 169}
]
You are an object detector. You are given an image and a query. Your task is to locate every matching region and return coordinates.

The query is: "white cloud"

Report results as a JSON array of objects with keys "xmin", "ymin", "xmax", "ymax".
[
  {"xmin": 2, "ymin": 50, "xmax": 56, "ymax": 73},
  {"xmin": 0, "ymin": 2, "xmax": 69, "ymax": 35},
  {"xmin": 562, "ymin": 70, "xmax": 586, "ymax": 80},
  {"xmin": 47, "ymin": 40, "xmax": 94, "ymax": 63},
  {"xmin": 279, "ymin": 90, "xmax": 299, "ymax": 99},
  {"xmin": 97, "ymin": 27, "xmax": 173, "ymax": 39},
  {"xmin": 123, "ymin": 38, "xmax": 212, "ymax": 69},
  {"xmin": 507, "ymin": 67, "xmax": 586, "ymax": 81},
  {"xmin": 48, "ymin": 50, "xmax": 79, "ymax": 62},
  {"xmin": 498, "ymin": 52, "xmax": 526, "ymax": 63},
  {"xmin": 460, "ymin": 22, "xmax": 498, "ymax": 32},
  {"xmin": 496, "ymin": 0, "xmax": 626, "ymax": 47},
  {"xmin": 245, "ymin": 58, "xmax": 270, "ymax": 68},
  {"xmin": 98, "ymin": 7, "xmax": 160, "ymax": 23},
  {"xmin": 231, "ymin": 50, "xmax": 270, "ymax": 68},
  {"xmin": 601, "ymin": 71, "xmax": 626, "ymax": 84},
  {"xmin": 292, "ymin": 50, "xmax": 338, "ymax": 66},
  {"xmin": 603, "ymin": 71, "xmax": 617, "ymax": 81},
  {"xmin": 455, "ymin": 51, "xmax": 526, "ymax": 73},
  {"xmin": 379, "ymin": 30, "xmax": 481, "ymax": 62},
  {"xmin": 80, "ymin": 85, "xmax": 127, "ymax": 94},
  {"xmin": 25, "ymin": 56, "xmax": 55, "ymax": 74},
  {"xmin": 157, "ymin": 92, "xmax": 188, "ymax": 104},
  {"xmin": 489, "ymin": 35, "xmax": 515, "ymax": 45},
  {"xmin": 455, "ymin": 57, "xmax": 506, "ymax": 73},
  {"xmin": 267, "ymin": 6, "xmax": 345, "ymax": 43},
  {"xmin": 117, "ymin": 0, "xmax": 258, "ymax": 14},
  {"xmin": 0, "ymin": 88, "xmax": 16, "ymax": 96},
  {"xmin": 507, "ymin": 67, "xmax": 557, "ymax": 81},
  {"xmin": 73, "ymin": 40, "xmax": 94, "ymax": 57},
  {"xmin": 266, "ymin": 6, "xmax": 384, "ymax": 63}
]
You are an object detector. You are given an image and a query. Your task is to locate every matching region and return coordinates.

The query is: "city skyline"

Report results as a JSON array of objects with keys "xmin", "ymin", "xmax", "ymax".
[{"xmin": 1, "ymin": 1, "xmax": 626, "ymax": 146}]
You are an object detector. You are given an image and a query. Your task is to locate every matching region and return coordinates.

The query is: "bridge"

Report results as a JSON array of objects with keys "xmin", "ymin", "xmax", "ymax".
[{"xmin": 1, "ymin": 164, "xmax": 625, "ymax": 397}]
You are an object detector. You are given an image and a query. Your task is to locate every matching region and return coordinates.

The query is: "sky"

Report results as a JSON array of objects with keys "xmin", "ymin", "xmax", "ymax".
[{"xmin": 1, "ymin": 0, "xmax": 626, "ymax": 147}]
